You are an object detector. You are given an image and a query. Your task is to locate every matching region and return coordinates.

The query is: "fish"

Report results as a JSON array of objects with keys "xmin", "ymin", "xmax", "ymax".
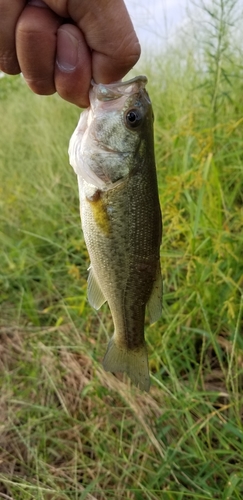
[{"xmin": 68, "ymin": 75, "xmax": 162, "ymax": 391}]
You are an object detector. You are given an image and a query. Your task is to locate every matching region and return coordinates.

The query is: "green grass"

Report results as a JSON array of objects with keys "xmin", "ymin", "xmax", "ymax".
[{"xmin": 0, "ymin": 33, "xmax": 243, "ymax": 499}]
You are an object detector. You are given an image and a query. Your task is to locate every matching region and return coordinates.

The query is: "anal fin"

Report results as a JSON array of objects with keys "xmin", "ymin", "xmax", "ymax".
[
  {"xmin": 147, "ymin": 262, "xmax": 163, "ymax": 324},
  {"xmin": 87, "ymin": 266, "xmax": 106, "ymax": 310}
]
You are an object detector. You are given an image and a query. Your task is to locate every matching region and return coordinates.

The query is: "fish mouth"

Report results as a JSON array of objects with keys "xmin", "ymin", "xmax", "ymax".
[
  {"xmin": 91, "ymin": 75, "xmax": 148, "ymax": 102},
  {"xmin": 91, "ymin": 75, "xmax": 147, "ymax": 88}
]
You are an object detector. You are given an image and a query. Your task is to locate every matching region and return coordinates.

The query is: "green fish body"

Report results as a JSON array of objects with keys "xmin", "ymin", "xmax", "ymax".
[{"xmin": 69, "ymin": 76, "xmax": 162, "ymax": 391}]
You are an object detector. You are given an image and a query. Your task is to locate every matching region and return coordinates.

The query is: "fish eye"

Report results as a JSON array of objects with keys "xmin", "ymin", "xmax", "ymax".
[{"xmin": 125, "ymin": 108, "xmax": 143, "ymax": 129}]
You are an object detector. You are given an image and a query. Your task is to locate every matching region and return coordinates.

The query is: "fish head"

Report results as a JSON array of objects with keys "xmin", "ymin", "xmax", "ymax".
[{"xmin": 69, "ymin": 75, "xmax": 154, "ymax": 190}]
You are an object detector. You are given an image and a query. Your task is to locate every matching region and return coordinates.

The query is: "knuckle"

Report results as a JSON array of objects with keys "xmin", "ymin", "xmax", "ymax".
[
  {"xmin": 115, "ymin": 35, "xmax": 141, "ymax": 70},
  {"xmin": 24, "ymin": 76, "xmax": 55, "ymax": 95},
  {"xmin": 57, "ymin": 85, "xmax": 89, "ymax": 108},
  {"xmin": 0, "ymin": 53, "xmax": 20, "ymax": 75},
  {"xmin": 55, "ymin": 69, "xmax": 90, "ymax": 107}
]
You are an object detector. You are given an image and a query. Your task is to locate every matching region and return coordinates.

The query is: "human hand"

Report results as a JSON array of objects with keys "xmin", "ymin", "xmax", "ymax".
[{"xmin": 0, "ymin": 0, "xmax": 140, "ymax": 107}]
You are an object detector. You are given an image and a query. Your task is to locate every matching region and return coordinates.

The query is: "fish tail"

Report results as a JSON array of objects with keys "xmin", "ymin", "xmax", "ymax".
[{"xmin": 103, "ymin": 336, "xmax": 150, "ymax": 392}]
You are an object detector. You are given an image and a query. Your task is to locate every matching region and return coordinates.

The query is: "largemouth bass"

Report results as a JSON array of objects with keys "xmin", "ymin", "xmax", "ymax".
[{"xmin": 69, "ymin": 75, "xmax": 162, "ymax": 391}]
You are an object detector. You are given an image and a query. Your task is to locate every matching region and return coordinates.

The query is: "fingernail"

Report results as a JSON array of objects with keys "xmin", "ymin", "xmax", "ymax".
[{"xmin": 56, "ymin": 30, "xmax": 79, "ymax": 72}]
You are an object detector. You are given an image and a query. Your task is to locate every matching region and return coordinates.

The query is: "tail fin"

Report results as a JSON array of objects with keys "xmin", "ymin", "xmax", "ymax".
[{"xmin": 103, "ymin": 336, "xmax": 150, "ymax": 392}]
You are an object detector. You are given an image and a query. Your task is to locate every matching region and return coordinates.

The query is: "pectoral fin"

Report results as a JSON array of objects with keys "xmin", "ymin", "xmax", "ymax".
[
  {"xmin": 147, "ymin": 262, "xmax": 163, "ymax": 324},
  {"xmin": 87, "ymin": 267, "xmax": 106, "ymax": 310}
]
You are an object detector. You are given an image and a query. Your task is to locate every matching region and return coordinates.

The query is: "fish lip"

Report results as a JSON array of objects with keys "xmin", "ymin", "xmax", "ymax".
[
  {"xmin": 91, "ymin": 75, "xmax": 147, "ymax": 89},
  {"xmin": 91, "ymin": 75, "xmax": 148, "ymax": 102}
]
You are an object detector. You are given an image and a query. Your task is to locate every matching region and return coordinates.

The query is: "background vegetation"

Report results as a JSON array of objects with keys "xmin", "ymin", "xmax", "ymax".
[{"xmin": 0, "ymin": 0, "xmax": 242, "ymax": 498}]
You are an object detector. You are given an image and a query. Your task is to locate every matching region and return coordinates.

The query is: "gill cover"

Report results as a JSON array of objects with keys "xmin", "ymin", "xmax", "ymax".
[{"xmin": 68, "ymin": 76, "xmax": 149, "ymax": 191}]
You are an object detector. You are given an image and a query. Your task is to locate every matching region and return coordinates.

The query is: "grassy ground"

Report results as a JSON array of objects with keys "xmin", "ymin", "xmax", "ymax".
[{"xmin": 0, "ymin": 38, "xmax": 243, "ymax": 499}]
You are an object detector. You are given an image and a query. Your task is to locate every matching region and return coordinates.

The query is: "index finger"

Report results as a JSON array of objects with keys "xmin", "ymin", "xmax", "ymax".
[
  {"xmin": 0, "ymin": 0, "xmax": 26, "ymax": 73},
  {"xmin": 42, "ymin": 0, "xmax": 140, "ymax": 83},
  {"xmin": 69, "ymin": 0, "xmax": 141, "ymax": 83}
]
